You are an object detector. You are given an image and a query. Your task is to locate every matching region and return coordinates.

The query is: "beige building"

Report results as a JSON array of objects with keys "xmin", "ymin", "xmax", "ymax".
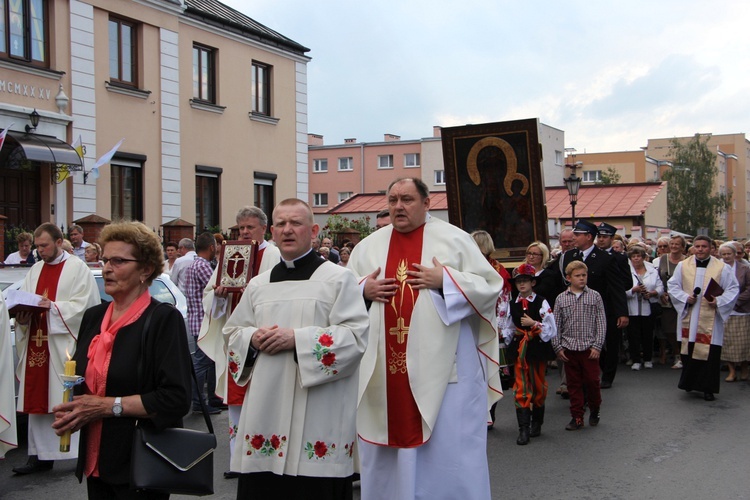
[
  {"xmin": 0, "ymin": 0, "xmax": 309, "ymax": 247},
  {"xmin": 647, "ymin": 134, "xmax": 749, "ymax": 239},
  {"xmin": 568, "ymin": 134, "xmax": 750, "ymax": 239},
  {"xmin": 308, "ymin": 121, "xmax": 566, "ymax": 216}
]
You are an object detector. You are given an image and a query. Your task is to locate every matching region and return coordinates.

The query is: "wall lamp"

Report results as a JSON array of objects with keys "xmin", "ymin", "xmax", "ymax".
[{"xmin": 25, "ymin": 109, "xmax": 40, "ymax": 133}]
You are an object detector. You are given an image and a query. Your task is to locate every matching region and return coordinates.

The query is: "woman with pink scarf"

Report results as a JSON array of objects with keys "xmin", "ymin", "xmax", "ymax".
[{"xmin": 52, "ymin": 221, "xmax": 191, "ymax": 499}]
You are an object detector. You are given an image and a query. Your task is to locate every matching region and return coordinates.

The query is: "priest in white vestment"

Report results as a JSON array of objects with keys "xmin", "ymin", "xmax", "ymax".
[
  {"xmin": 668, "ymin": 235, "xmax": 738, "ymax": 400},
  {"xmin": 224, "ymin": 199, "xmax": 369, "ymax": 499},
  {"xmin": 0, "ymin": 292, "xmax": 18, "ymax": 458},
  {"xmin": 198, "ymin": 206, "xmax": 280, "ymax": 477},
  {"xmin": 347, "ymin": 178, "xmax": 503, "ymax": 500},
  {"xmin": 13, "ymin": 223, "xmax": 100, "ymax": 474}
]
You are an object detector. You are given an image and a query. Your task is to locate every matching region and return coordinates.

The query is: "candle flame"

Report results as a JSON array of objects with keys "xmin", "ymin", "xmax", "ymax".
[{"xmin": 66, "ymin": 348, "xmax": 71, "ymax": 361}]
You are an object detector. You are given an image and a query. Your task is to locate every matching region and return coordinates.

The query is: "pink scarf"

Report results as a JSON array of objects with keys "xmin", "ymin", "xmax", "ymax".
[{"xmin": 84, "ymin": 290, "xmax": 151, "ymax": 477}]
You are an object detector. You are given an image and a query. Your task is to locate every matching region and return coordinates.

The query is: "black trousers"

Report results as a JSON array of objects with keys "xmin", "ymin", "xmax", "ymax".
[
  {"xmin": 627, "ymin": 315, "xmax": 655, "ymax": 363},
  {"xmin": 599, "ymin": 315, "xmax": 622, "ymax": 383},
  {"xmin": 86, "ymin": 476, "xmax": 169, "ymax": 500},
  {"xmin": 237, "ymin": 472, "xmax": 353, "ymax": 500}
]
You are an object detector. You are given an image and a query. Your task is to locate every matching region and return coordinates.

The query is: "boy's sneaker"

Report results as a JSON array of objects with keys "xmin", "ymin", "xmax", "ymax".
[
  {"xmin": 672, "ymin": 359, "xmax": 683, "ymax": 369},
  {"xmin": 631, "ymin": 363, "xmax": 642, "ymax": 371},
  {"xmin": 565, "ymin": 417, "xmax": 584, "ymax": 431},
  {"xmin": 644, "ymin": 361, "xmax": 654, "ymax": 369},
  {"xmin": 625, "ymin": 359, "xmax": 634, "ymax": 366},
  {"xmin": 589, "ymin": 409, "xmax": 600, "ymax": 426}
]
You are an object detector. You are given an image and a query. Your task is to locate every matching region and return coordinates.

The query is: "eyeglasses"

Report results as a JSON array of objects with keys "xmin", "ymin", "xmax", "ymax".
[
  {"xmin": 657, "ymin": 245, "xmax": 668, "ymax": 248},
  {"xmin": 102, "ymin": 257, "xmax": 140, "ymax": 267},
  {"xmin": 526, "ymin": 252, "xmax": 543, "ymax": 257}
]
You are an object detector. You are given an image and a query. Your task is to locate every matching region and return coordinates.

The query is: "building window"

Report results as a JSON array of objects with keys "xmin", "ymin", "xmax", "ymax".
[
  {"xmin": 254, "ymin": 172, "xmax": 276, "ymax": 227},
  {"xmin": 193, "ymin": 44, "xmax": 215, "ymax": 103},
  {"xmin": 434, "ymin": 170, "xmax": 445, "ymax": 185},
  {"xmin": 378, "ymin": 155, "xmax": 393, "ymax": 169},
  {"xmin": 313, "ymin": 159, "xmax": 328, "ymax": 173},
  {"xmin": 582, "ymin": 170, "xmax": 601, "ymax": 183},
  {"xmin": 404, "ymin": 153, "xmax": 420, "ymax": 168},
  {"xmin": 555, "ymin": 150, "xmax": 563, "ymax": 166},
  {"xmin": 111, "ymin": 160, "xmax": 143, "ymax": 221},
  {"xmin": 251, "ymin": 61, "xmax": 271, "ymax": 116},
  {"xmin": 313, "ymin": 193, "xmax": 328, "ymax": 207},
  {"xmin": 108, "ymin": 17, "xmax": 137, "ymax": 85},
  {"xmin": 196, "ymin": 168, "xmax": 220, "ymax": 231},
  {"xmin": 1, "ymin": 0, "xmax": 47, "ymax": 66},
  {"xmin": 338, "ymin": 192, "xmax": 353, "ymax": 203},
  {"xmin": 338, "ymin": 157, "xmax": 353, "ymax": 171}
]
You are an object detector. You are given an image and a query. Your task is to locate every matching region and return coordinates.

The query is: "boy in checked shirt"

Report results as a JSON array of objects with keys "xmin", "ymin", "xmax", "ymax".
[{"xmin": 552, "ymin": 261, "xmax": 606, "ymax": 431}]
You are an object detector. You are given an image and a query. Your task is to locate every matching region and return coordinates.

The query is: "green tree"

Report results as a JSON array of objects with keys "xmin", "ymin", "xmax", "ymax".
[
  {"xmin": 661, "ymin": 134, "xmax": 731, "ymax": 236},
  {"xmin": 598, "ymin": 166, "xmax": 621, "ymax": 185},
  {"xmin": 321, "ymin": 214, "xmax": 374, "ymax": 242}
]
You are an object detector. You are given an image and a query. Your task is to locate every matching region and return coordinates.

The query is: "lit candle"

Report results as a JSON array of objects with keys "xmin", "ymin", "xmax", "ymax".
[{"xmin": 60, "ymin": 352, "xmax": 76, "ymax": 452}]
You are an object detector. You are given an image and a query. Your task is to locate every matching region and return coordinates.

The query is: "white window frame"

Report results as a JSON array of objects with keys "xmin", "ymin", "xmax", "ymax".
[
  {"xmin": 313, "ymin": 159, "xmax": 328, "ymax": 173},
  {"xmin": 582, "ymin": 170, "xmax": 601, "ymax": 183},
  {"xmin": 378, "ymin": 155, "xmax": 394, "ymax": 169},
  {"xmin": 434, "ymin": 170, "xmax": 445, "ymax": 185},
  {"xmin": 338, "ymin": 157, "xmax": 353, "ymax": 171},
  {"xmin": 555, "ymin": 150, "xmax": 563, "ymax": 166},
  {"xmin": 404, "ymin": 153, "xmax": 420, "ymax": 168},
  {"xmin": 313, "ymin": 193, "xmax": 328, "ymax": 207},
  {"xmin": 338, "ymin": 191, "xmax": 353, "ymax": 203}
]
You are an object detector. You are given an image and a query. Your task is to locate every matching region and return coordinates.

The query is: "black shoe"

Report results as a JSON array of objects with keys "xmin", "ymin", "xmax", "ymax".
[
  {"xmin": 600, "ymin": 380, "xmax": 612, "ymax": 389},
  {"xmin": 193, "ymin": 405, "xmax": 221, "ymax": 415},
  {"xmin": 12, "ymin": 456, "xmax": 53, "ymax": 475},
  {"xmin": 515, "ymin": 408, "xmax": 531, "ymax": 445},
  {"xmin": 209, "ymin": 400, "xmax": 229, "ymax": 410},
  {"xmin": 704, "ymin": 392, "xmax": 715, "ymax": 401},
  {"xmin": 224, "ymin": 471, "xmax": 240, "ymax": 479},
  {"xmin": 529, "ymin": 406, "xmax": 545, "ymax": 438},
  {"xmin": 589, "ymin": 408, "xmax": 600, "ymax": 426},
  {"xmin": 565, "ymin": 417, "xmax": 584, "ymax": 431}
]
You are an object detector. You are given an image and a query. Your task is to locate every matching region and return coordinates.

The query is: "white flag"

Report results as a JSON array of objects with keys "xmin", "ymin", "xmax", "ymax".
[{"xmin": 93, "ymin": 138, "xmax": 124, "ymax": 170}]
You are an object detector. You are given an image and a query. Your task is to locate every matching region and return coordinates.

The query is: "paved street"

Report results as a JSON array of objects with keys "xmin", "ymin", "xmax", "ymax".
[{"xmin": 2, "ymin": 364, "xmax": 750, "ymax": 499}]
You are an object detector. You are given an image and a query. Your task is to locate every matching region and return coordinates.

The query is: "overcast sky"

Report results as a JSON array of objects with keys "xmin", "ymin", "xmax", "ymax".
[{"xmin": 223, "ymin": 0, "xmax": 749, "ymax": 153}]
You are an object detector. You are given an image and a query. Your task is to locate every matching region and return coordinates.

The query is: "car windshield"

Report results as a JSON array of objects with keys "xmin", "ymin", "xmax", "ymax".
[{"xmin": 94, "ymin": 276, "xmax": 177, "ymax": 306}]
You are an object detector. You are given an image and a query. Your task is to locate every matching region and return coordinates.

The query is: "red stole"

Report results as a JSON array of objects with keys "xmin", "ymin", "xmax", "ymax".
[
  {"xmin": 227, "ymin": 247, "xmax": 265, "ymax": 405},
  {"xmin": 384, "ymin": 225, "xmax": 424, "ymax": 447},
  {"xmin": 23, "ymin": 261, "xmax": 66, "ymax": 414}
]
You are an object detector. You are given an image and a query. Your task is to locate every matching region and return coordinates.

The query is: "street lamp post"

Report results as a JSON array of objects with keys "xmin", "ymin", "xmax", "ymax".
[{"xmin": 564, "ymin": 163, "xmax": 582, "ymax": 228}]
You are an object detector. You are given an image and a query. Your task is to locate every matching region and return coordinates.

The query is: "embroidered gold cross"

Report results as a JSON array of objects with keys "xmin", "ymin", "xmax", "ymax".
[
  {"xmin": 33, "ymin": 328, "xmax": 48, "ymax": 347},
  {"xmin": 389, "ymin": 317, "xmax": 409, "ymax": 344}
]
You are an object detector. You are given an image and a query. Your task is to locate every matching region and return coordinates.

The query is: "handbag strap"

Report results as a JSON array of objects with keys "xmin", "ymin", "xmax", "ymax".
[{"xmin": 137, "ymin": 303, "xmax": 215, "ymax": 435}]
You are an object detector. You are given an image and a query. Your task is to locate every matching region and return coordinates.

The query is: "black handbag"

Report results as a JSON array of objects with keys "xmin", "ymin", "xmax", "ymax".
[{"xmin": 129, "ymin": 304, "xmax": 217, "ymax": 496}]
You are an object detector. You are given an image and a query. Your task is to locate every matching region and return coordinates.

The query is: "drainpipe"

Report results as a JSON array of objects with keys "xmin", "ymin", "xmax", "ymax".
[{"xmin": 360, "ymin": 142, "xmax": 365, "ymax": 193}]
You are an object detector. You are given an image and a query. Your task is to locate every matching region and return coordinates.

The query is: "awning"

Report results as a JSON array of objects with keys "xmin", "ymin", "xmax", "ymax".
[{"xmin": 6, "ymin": 131, "xmax": 83, "ymax": 168}]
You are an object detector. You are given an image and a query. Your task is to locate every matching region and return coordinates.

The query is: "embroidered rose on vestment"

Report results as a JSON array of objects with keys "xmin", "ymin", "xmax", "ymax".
[
  {"xmin": 313, "ymin": 329, "xmax": 339, "ymax": 375},
  {"xmin": 245, "ymin": 433, "xmax": 287, "ymax": 457},
  {"xmin": 305, "ymin": 440, "xmax": 335, "ymax": 460}
]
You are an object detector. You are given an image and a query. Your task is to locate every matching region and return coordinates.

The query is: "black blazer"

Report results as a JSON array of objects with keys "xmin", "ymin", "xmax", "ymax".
[
  {"xmin": 559, "ymin": 247, "xmax": 629, "ymax": 319},
  {"xmin": 73, "ymin": 299, "xmax": 192, "ymax": 485}
]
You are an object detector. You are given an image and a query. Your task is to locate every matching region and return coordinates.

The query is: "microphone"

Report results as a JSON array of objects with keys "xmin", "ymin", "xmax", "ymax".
[{"xmin": 689, "ymin": 287, "xmax": 701, "ymax": 307}]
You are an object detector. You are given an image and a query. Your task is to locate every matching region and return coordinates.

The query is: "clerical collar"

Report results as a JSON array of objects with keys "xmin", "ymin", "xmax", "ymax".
[
  {"xmin": 271, "ymin": 248, "xmax": 326, "ymax": 283},
  {"xmin": 282, "ymin": 248, "xmax": 316, "ymax": 269},
  {"xmin": 695, "ymin": 256, "xmax": 711, "ymax": 268},
  {"xmin": 258, "ymin": 240, "xmax": 268, "ymax": 251}
]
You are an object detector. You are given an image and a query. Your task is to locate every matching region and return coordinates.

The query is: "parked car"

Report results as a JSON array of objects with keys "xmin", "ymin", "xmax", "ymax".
[{"xmin": 2, "ymin": 266, "xmax": 189, "ymax": 404}]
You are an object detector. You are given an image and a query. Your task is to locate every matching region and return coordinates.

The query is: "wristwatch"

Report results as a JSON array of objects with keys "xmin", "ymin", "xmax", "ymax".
[{"xmin": 112, "ymin": 397, "xmax": 123, "ymax": 417}]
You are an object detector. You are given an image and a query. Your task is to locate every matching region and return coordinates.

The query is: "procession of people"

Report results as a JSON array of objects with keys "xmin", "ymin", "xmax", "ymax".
[{"xmin": 2, "ymin": 177, "xmax": 750, "ymax": 499}]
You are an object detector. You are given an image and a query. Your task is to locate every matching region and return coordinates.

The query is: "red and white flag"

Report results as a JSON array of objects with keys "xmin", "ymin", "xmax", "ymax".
[{"xmin": 0, "ymin": 123, "xmax": 14, "ymax": 150}]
